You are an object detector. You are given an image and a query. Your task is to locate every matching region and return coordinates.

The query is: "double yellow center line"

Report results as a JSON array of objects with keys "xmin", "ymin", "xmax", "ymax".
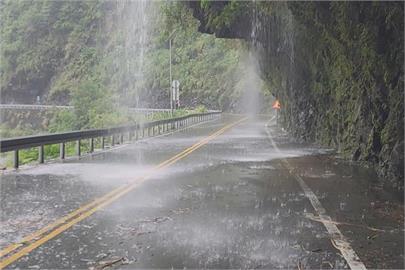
[{"xmin": 0, "ymin": 117, "xmax": 247, "ymax": 269}]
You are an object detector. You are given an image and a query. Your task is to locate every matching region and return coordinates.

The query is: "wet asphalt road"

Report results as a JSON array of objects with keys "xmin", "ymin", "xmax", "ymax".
[{"xmin": 1, "ymin": 114, "xmax": 403, "ymax": 269}]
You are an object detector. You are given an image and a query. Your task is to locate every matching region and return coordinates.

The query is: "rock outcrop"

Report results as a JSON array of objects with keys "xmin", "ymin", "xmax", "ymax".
[{"xmin": 187, "ymin": 1, "xmax": 404, "ymax": 189}]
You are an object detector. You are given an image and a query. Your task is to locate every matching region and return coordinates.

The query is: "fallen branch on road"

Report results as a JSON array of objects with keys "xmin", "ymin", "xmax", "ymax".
[{"xmin": 89, "ymin": 256, "xmax": 128, "ymax": 270}]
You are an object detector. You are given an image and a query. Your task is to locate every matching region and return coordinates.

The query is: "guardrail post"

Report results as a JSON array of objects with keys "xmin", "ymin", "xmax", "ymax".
[
  {"xmin": 38, "ymin": 145, "xmax": 44, "ymax": 163},
  {"xmin": 60, "ymin": 143, "xmax": 65, "ymax": 159},
  {"xmin": 90, "ymin": 138, "xmax": 94, "ymax": 153},
  {"xmin": 101, "ymin": 137, "xmax": 105, "ymax": 149},
  {"xmin": 76, "ymin": 140, "xmax": 81, "ymax": 156},
  {"xmin": 13, "ymin": 150, "xmax": 19, "ymax": 169}
]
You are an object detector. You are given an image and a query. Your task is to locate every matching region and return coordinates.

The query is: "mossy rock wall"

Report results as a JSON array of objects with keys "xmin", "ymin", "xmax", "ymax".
[{"xmin": 187, "ymin": 1, "xmax": 404, "ymax": 189}]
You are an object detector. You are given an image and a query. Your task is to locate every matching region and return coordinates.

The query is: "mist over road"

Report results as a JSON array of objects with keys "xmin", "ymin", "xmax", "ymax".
[{"xmin": 1, "ymin": 115, "xmax": 403, "ymax": 269}]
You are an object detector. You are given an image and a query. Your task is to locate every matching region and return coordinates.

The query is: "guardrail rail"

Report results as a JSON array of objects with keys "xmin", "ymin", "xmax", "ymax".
[
  {"xmin": 0, "ymin": 104, "xmax": 175, "ymax": 116},
  {"xmin": 0, "ymin": 111, "xmax": 221, "ymax": 169}
]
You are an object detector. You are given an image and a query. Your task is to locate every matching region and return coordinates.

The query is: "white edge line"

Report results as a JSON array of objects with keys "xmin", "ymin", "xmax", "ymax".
[{"xmin": 264, "ymin": 120, "xmax": 367, "ymax": 270}]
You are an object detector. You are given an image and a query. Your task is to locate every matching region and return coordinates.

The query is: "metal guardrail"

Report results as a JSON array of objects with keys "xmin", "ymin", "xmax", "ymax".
[
  {"xmin": 0, "ymin": 104, "xmax": 72, "ymax": 110},
  {"xmin": 0, "ymin": 111, "xmax": 221, "ymax": 169},
  {"xmin": 128, "ymin": 108, "xmax": 172, "ymax": 113},
  {"xmin": 0, "ymin": 104, "xmax": 173, "ymax": 119},
  {"xmin": 0, "ymin": 104, "xmax": 173, "ymax": 113},
  {"xmin": 0, "ymin": 104, "xmax": 220, "ymax": 117}
]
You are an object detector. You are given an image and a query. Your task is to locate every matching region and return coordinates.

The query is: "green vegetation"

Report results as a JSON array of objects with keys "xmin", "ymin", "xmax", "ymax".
[
  {"xmin": 1, "ymin": 1, "xmax": 246, "ymax": 134},
  {"xmin": 143, "ymin": 2, "xmax": 245, "ymax": 110}
]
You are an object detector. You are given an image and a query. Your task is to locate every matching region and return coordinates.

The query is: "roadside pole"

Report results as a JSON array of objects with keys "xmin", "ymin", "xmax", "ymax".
[
  {"xmin": 168, "ymin": 29, "xmax": 176, "ymax": 117},
  {"xmin": 169, "ymin": 38, "xmax": 173, "ymax": 116},
  {"xmin": 172, "ymin": 80, "xmax": 180, "ymax": 110}
]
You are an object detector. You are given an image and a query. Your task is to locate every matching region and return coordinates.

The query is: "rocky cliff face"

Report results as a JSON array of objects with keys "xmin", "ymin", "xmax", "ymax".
[{"xmin": 187, "ymin": 1, "xmax": 404, "ymax": 189}]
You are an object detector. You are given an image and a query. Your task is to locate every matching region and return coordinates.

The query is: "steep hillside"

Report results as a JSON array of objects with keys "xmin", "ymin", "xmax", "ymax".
[
  {"xmin": 0, "ymin": 1, "xmax": 106, "ymax": 104},
  {"xmin": 1, "ymin": 1, "xmax": 251, "ymax": 134},
  {"xmin": 187, "ymin": 1, "xmax": 404, "ymax": 188},
  {"xmin": 0, "ymin": 1, "xmax": 248, "ymax": 111}
]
